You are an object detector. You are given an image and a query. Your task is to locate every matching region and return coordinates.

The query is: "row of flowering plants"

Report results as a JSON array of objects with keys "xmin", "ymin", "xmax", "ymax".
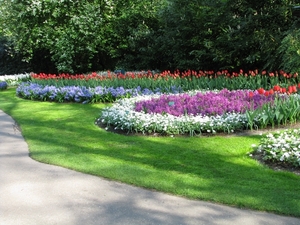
[
  {"xmin": 16, "ymin": 82, "xmax": 183, "ymax": 103},
  {"xmin": 97, "ymin": 89, "xmax": 300, "ymax": 135},
  {"xmin": 15, "ymin": 70, "xmax": 300, "ymax": 134},
  {"xmin": 30, "ymin": 69, "xmax": 300, "ymax": 91}
]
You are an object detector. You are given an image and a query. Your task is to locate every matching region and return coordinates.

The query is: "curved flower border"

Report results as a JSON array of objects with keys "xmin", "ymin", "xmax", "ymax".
[
  {"xmin": 96, "ymin": 95, "xmax": 249, "ymax": 135},
  {"xmin": 97, "ymin": 91, "xmax": 300, "ymax": 136}
]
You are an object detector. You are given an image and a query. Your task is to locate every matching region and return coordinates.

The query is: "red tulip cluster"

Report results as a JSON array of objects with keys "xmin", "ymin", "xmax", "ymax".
[
  {"xmin": 31, "ymin": 72, "xmax": 106, "ymax": 81},
  {"xmin": 249, "ymin": 84, "xmax": 300, "ymax": 98},
  {"xmin": 31, "ymin": 69, "xmax": 299, "ymax": 81}
]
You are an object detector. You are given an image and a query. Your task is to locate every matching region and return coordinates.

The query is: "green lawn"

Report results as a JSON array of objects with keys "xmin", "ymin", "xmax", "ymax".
[{"xmin": 1, "ymin": 88, "xmax": 300, "ymax": 217}]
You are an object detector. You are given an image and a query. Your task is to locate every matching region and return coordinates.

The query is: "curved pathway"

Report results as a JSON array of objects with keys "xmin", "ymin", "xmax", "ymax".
[{"xmin": 1, "ymin": 110, "xmax": 300, "ymax": 225}]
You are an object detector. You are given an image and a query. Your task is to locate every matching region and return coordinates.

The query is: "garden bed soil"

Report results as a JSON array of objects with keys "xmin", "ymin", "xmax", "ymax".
[{"xmin": 251, "ymin": 151, "xmax": 300, "ymax": 176}]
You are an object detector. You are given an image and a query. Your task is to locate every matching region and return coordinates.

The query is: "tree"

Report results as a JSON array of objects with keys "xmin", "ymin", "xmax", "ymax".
[
  {"xmin": 154, "ymin": 0, "xmax": 297, "ymax": 71},
  {"xmin": 1, "ymin": 0, "xmax": 299, "ymax": 73},
  {"xmin": 105, "ymin": 0, "xmax": 167, "ymax": 70},
  {"xmin": 0, "ymin": 1, "xmax": 31, "ymax": 74},
  {"xmin": 217, "ymin": 0, "xmax": 296, "ymax": 71},
  {"xmin": 152, "ymin": 0, "xmax": 227, "ymax": 70},
  {"xmin": 1, "ymin": 0, "xmax": 116, "ymax": 73}
]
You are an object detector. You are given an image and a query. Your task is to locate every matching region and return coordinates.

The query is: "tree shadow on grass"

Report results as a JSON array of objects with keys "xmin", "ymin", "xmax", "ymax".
[
  {"xmin": 17, "ymin": 111, "xmax": 300, "ymax": 217},
  {"xmin": 29, "ymin": 135, "xmax": 300, "ymax": 217},
  {"xmin": 1, "ymin": 94, "xmax": 300, "ymax": 217}
]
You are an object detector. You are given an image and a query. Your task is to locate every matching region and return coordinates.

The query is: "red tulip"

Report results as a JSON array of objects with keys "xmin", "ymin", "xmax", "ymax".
[
  {"xmin": 257, "ymin": 88, "xmax": 265, "ymax": 95},
  {"xmin": 249, "ymin": 91, "xmax": 254, "ymax": 98},
  {"xmin": 269, "ymin": 72, "xmax": 274, "ymax": 77},
  {"xmin": 264, "ymin": 91, "xmax": 270, "ymax": 97},
  {"xmin": 273, "ymin": 85, "xmax": 280, "ymax": 92},
  {"xmin": 292, "ymin": 85, "xmax": 297, "ymax": 93}
]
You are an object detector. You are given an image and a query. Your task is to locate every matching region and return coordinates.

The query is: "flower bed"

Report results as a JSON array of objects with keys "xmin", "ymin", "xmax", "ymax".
[
  {"xmin": 252, "ymin": 129, "xmax": 300, "ymax": 168},
  {"xmin": 97, "ymin": 89, "xmax": 299, "ymax": 136}
]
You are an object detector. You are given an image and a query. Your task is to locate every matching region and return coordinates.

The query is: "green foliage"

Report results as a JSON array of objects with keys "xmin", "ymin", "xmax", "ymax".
[
  {"xmin": 145, "ymin": 0, "xmax": 295, "ymax": 71},
  {"xmin": 155, "ymin": 0, "xmax": 223, "ymax": 70},
  {"xmin": 1, "ymin": 0, "xmax": 115, "ymax": 73},
  {"xmin": 207, "ymin": 0, "xmax": 294, "ymax": 71},
  {"xmin": 278, "ymin": 29, "xmax": 300, "ymax": 73},
  {"xmin": 108, "ymin": 0, "xmax": 166, "ymax": 70},
  {"xmin": 1, "ymin": 0, "xmax": 300, "ymax": 72},
  {"xmin": 245, "ymin": 95, "xmax": 300, "ymax": 130}
]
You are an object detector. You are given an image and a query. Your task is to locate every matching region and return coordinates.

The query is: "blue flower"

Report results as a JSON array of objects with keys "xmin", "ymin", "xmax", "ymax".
[
  {"xmin": 0, "ymin": 81, "xmax": 8, "ymax": 90},
  {"xmin": 16, "ymin": 82, "xmax": 187, "ymax": 103}
]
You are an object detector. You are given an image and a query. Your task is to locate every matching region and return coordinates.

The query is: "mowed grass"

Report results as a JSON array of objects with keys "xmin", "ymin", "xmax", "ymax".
[{"xmin": 1, "ymin": 88, "xmax": 300, "ymax": 217}]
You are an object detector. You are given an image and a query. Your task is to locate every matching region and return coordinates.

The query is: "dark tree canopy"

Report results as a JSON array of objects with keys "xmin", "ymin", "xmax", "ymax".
[{"xmin": 0, "ymin": 0, "xmax": 300, "ymax": 73}]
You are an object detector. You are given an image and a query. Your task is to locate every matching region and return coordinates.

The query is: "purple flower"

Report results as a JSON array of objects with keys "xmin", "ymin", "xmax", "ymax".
[{"xmin": 134, "ymin": 89, "xmax": 277, "ymax": 117}]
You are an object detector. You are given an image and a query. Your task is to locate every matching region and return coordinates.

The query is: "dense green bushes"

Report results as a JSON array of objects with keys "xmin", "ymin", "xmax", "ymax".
[{"xmin": 0, "ymin": 0, "xmax": 300, "ymax": 73}]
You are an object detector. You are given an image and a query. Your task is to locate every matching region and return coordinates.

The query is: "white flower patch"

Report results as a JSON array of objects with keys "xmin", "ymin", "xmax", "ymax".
[
  {"xmin": 0, "ymin": 73, "xmax": 30, "ymax": 81},
  {"xmin": 0, "ymin": 73, "xmax": 31, "ymax": 86},
  {"xmin": 252, "ymin": 128, "xmax": 300, "ymax": 168}
]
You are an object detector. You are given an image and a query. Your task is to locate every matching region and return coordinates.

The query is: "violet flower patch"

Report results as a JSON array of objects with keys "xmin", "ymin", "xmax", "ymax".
[{"xmin": 134, "ymin": 89, "xmax": 275, "ymax": 117}]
